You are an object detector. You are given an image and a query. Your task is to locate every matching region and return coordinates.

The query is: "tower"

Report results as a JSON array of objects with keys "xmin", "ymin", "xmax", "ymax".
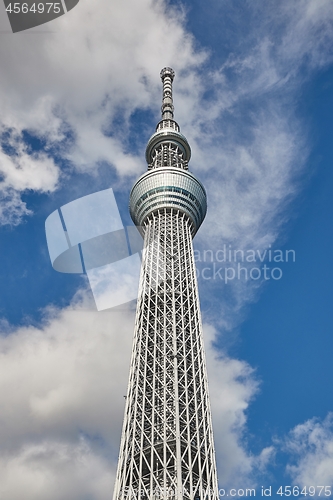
[{"xmin": 113, "ymin": 68, "xmax": 219, "ymax": 500}]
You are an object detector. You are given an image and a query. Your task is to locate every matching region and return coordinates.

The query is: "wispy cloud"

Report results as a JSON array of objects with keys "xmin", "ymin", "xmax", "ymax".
[
  {"xmin": 204, "ymin": 323, "xmax": 264, "ymax": 487},
  {"xmin": 178, "ymin": 0, "xmax": 333, "ymax": 329},
  {"xmin": 284, "ymin": 413, "xmax": 333, "ymax": 485}
]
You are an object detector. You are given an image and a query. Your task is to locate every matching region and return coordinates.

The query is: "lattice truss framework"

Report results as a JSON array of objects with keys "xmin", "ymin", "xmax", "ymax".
[
  {"xmin": 113, "ymin": 209, "xmax": 219, "ymax": 500},
  {"xmin": 149, "ymin": 143, "xmax": 188, "ymax": 171}
]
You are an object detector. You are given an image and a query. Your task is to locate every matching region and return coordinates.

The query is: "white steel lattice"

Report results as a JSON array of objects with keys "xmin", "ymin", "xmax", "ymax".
[
  {"xmin": 113, "ymin": 211, "xmax": 218, "ymax": 500},
  {"xmin": 150, "ymin": 144, "xmax": 188, "ymax": 171},
  {"xmin": 113, "ymin": 68, "xmax": 219, "ymax": 500}
]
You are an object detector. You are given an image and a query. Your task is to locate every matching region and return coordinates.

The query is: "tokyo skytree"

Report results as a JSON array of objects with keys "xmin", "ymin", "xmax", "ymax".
[{"xmin": 113, "ymin": 68, "xmax": 219, "ymax": 500}]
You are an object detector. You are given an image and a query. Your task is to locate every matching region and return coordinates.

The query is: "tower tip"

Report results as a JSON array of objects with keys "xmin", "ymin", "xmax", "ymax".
[
  {"xmin": 160, "ymin": 68, "xmax": 175, "ymax": 120},
  {"xmin": 160, "ymin": 67, "xmax": 175, "ymax": 81}
]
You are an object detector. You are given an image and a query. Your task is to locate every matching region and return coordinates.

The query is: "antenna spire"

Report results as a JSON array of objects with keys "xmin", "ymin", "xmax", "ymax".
[
  {"xmin": 145, "ymin": 67, "xmax": 191, "ymax": 168},
  {"xmin": 160, "ymin": 67, "xmax": 175, "ymax": 120}
]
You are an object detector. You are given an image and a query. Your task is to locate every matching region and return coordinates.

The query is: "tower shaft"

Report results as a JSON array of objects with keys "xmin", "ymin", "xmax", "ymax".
[{"xmin": 113, "ymin": 69, "xmax": 218, "ymax": 500}]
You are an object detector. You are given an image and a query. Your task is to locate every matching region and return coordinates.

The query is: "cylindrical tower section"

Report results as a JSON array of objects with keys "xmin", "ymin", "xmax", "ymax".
[{"xmin": 130, "ymin": 167, "xmax": 207, "ymax": 236}]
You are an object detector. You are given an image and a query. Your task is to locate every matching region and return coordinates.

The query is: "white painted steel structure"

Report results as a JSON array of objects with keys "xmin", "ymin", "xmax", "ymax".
[{"xmin": 113, "ymin": 68, "xmax": 219, "ymax": 500}]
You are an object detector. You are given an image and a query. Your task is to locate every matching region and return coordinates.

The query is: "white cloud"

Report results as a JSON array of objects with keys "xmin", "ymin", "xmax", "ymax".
[
  {"xmin": 186, "ymin": 0, "xmax": 333, "ymax": 251},
  {"xmin": 285, "ymin": 413, "xmax": 333, "ymax": 486},
  {"xmin": 0, "ymin": 292, "xmax": 265, "ymax": 497},
  {"xmin": 0, "ymin": 439, "xmax": 113, "ymax": 500},
  {"xmin": 279, "ymin": 0, "xmax": 333, "ymax": 72},
  {"xmin": 184, "ymin": 0, "xmax": 333, "ymax": 328},
  {"xmin": 0, "ymin": 125, "xmax": 59, "ymax": 224},
  {"xmin": 190, "ymin": 0, "xmax": 333, "ymax": 254},
  {"xmin": 0, "ymin": 292, "xmax": 133, "ymax": 498},
  {"xmin": 203, "ymin": 324, "xmax": 270, "ymax": 488},
  {"xmin": 0, "ymin": 0, "xmax": 205, "ymax": 166},
  {"xmin": 0, "ymin": 187, "xmax": 32, "ymax": 226},
  {"xmin": 0, "ymin": 0, "xmax": 205, "ymax": 223},
  {"xmin": 0, "ymin": 133, "xmax": 59, "ymax": 191},
  {"xmin": 0, "ymin": 298, "xmax": 133, "ymax": 452}
]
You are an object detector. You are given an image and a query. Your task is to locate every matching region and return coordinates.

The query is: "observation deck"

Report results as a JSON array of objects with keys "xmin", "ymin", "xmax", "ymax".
[{"xmin": 129, "ymin": 167, "xmax": 207, "ymax": 234}]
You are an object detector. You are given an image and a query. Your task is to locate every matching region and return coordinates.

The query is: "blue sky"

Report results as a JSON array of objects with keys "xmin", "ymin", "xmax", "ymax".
[{"xmin": 0, "ymin": 0, "xmax": 333, "ymax": 498}]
